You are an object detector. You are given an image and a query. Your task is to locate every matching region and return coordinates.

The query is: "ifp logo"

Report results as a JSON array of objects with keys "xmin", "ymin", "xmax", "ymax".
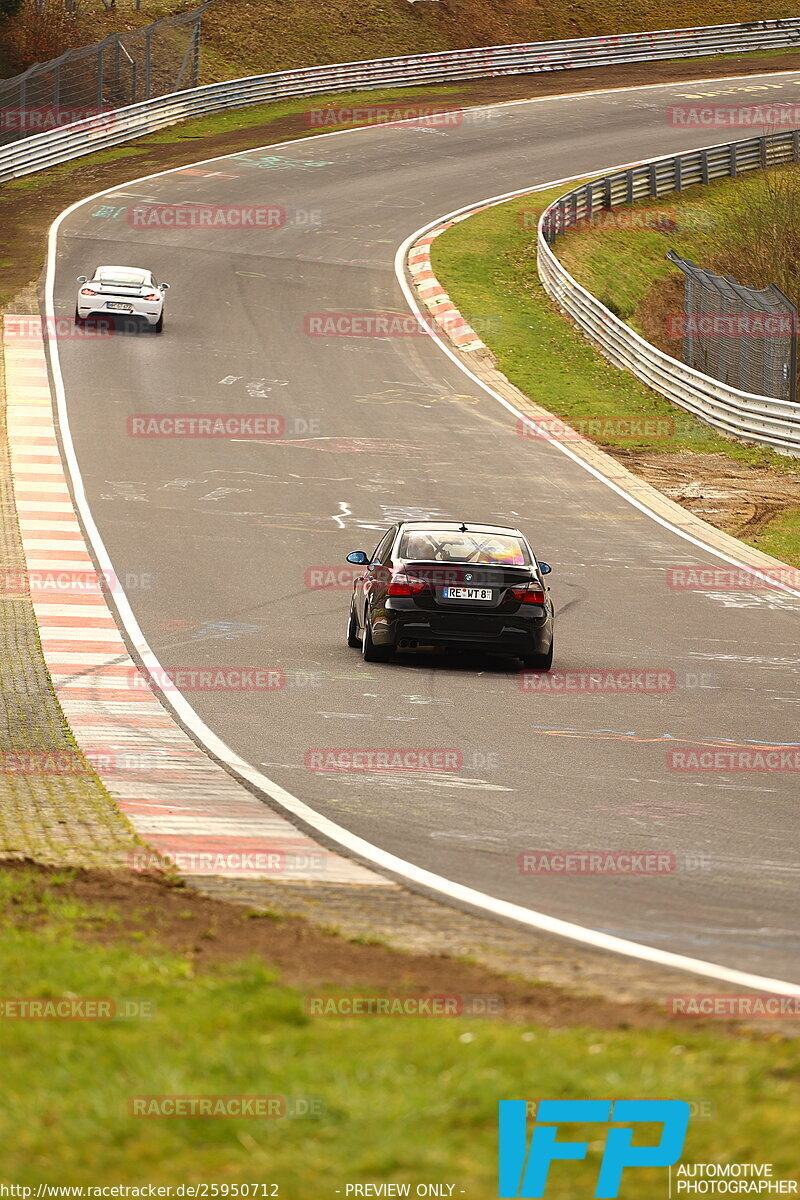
[{"xmin": 498, "ymin": 1099, "xmax": 690, "ymax": 1197}]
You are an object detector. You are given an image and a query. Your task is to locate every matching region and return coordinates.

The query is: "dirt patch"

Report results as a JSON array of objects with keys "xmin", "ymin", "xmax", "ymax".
[
  {"xmin": 617, "ymin": 449, "xmax": 800, "ymax": 540},
  {"xmin": 0, "ymin": 857, "xmax": 752, "ymax": 1034}
]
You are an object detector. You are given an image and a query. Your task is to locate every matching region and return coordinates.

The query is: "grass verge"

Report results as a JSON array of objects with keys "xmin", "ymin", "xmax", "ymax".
[
  {"xmin": 430, "ymin": 184, "xmax": 800, "ymax": 565},
  {"xmin": 1, "ymin": 862, "xmax": 798, "ymax": 1190}
]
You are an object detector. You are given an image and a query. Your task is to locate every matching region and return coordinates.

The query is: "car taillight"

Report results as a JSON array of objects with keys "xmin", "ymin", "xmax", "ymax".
[
  {"xmin": 509, "ymin": 583, "xmax": 546, "ymax": 604},
  {"xmin": 143, "ymin": 293, "xmax": 160, "ymax": 301},
  {"xmin": 80, "ymin": 288, "xmax": 97, "ymax": 296},
  {"xmin": 387, "ymin": 572, "xmax": 429, "ymax": 597}
]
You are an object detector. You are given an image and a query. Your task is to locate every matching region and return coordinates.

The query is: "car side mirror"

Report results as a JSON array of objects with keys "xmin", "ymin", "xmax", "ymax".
[
  {"xmin": 76, "ymin": 276, "xmax": 88, "ymax": 283},
  {"xmin": 347, "ymin": 550, "xmax": 369, "ymax": 565},
  {"xmin": 539, "ymin": 562, "xmax": 552, "ymax": 575},
  {"xmin": 160, "ymin": 283, "xmax": 170, "ymax": 290}
]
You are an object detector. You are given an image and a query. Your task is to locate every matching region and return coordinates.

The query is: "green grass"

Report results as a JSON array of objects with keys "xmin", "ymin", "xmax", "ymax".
[
  {"xmin": 554, "ymin": 174, "xmax": 790, "ymax": 331},
  {"xmin": 749, "ymin": 506, "xmax": 800, "ymax": 561},
  {"xmin": 142, "ymin": 83, "xmax": 467, "ymax": 144},
  {"xmin": 1, "ymin": 865, "xmax": 799, "ymax": 1191},
  {"xmin": 431, "ymin": 182, "xmax": 800, "ymax": 569},
  {"xmin": 431, "ymin": 185, "xmax": 794, "ymax": 468}
]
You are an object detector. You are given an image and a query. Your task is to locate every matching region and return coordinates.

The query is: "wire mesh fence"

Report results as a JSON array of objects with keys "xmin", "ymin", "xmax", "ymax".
[
  {"xmin": 0, "ymin": 0, "xmax": 213, "ymax": 144},
  {"xmin": 666, "ymin": 250, "xmax": 798, "ymax": 404}
]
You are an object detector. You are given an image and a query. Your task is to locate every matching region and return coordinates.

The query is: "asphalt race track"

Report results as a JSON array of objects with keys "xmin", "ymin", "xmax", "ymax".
[{"xmin": 48, "ymin": 71, "xmax": 800, "ymax": 984}]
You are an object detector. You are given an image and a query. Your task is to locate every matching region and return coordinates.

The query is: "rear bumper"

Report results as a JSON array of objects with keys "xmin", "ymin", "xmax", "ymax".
[
  {"xmin": 77, "ymin": 302, "xmax": 162, "ymax": 325},
  {"xmin": 373, "ymin": 598, "xmax": 553, "ymax": 655}
]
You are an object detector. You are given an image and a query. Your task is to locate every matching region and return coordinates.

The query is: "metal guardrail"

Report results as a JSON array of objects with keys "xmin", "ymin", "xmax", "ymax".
[
  {"xmin": 538, "ymin": 131, "xmax": 800, "ymax": 456},
  {"xmin": 2, "ymin": 17, "xmax": 800, "ymax": 180}
]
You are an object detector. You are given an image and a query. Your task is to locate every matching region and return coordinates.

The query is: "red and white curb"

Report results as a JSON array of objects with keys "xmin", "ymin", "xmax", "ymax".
[
  {"xmin": 2, "ymin": 315, "xmax": 388, "ymax": 887},
  {"xmin": 408, "ymin": 215, "xmax": 494, "ymax": 353}
]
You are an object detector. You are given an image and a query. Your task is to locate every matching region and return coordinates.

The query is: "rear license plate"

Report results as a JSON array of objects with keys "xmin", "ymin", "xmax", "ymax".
[
  {"xmin": 106, "ymin": 302, "xmax": 133, "ymax": 312},
  {"xmin": 442, "ymin": 587, "xmax": 492, "ymax": 601}
]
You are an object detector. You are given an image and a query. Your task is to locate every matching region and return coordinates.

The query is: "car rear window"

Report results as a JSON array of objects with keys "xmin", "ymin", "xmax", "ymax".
[
  {"xmin": 399, "ymin": 530, "xmax": 530, "ymax": 565},
  {"xmin": 96, "ymin": 270, "xmax": 147, "ymax": 286}
]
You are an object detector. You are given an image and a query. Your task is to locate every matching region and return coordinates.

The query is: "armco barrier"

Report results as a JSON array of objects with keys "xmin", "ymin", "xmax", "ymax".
[
  {"xmin": 538, "ymin": 130, "xmax": 800, "ymax": 456},
  {"xmin": 2, "ymin": 18, "xmax": 800, "ymax": 182}
]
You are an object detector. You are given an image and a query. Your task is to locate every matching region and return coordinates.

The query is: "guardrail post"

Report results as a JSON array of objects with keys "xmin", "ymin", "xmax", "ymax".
[
  {"xmin": 626, "ymin": 168, "xmax": 634, "ymax": 204},
  {"xmin": 730, "ymin": 142, "xmax": 737, "ymax": 178},
  {"xmin": 193, "ymin": 10, "xmax": 203, "ymax": 86},
  {"xmin": 675, "ymin": 156, "xmax": 682, "ymax": 192},
  {"xmin": 97, "ymin": 44, "xmax": 104, "ymax": 109},
  {"xmin": 791, "ymin": 333, "xmax": 798, "ymax": 407},
  {"xmin": 793, "ymin": 129, "xmax": 800, "ymax": 162},
  {"xmin": 760, "ymin": 136, "xmax": 768, "ymax": 168},
  {"xmin": 145, "ymin": 28, "xmax": 152, "ymax": 100},
  {"xmin": 585, "ymin": 182, "xmax": 593, "ymax": 224},
  {"xmin": 701, "ymin": 148, "xmax": 710, "ymax": 185},
  {"xmin": 649, "ymin": 161, "xmax": 658, "ymax": 198},
  {"xmin": 603, "ymin": 176, "xmax": 612, "ymax": 209},
  {"xmin": 570, "ymin": 190, "xmax": 578, "ymax": 229}
]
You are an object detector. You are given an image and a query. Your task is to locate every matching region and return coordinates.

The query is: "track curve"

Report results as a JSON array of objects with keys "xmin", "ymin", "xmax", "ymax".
[{"xmin": 47, "ymin": 72, "xmax": 800, "ymax": 985}]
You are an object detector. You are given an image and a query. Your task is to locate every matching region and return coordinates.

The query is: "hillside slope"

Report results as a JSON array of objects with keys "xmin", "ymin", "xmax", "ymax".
[
  {"xmin": 199, "ymin": 0, "xmax": 799, "ymax": 79},
  {"xmin": 2, "ymin": 0, "xmax": 797, "ymax": 82}
]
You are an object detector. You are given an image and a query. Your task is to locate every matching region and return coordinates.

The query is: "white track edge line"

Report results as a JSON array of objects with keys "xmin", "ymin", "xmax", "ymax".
[{"xmin": 41, "ymin": 87, "xmax": 800, "ymax": 997}]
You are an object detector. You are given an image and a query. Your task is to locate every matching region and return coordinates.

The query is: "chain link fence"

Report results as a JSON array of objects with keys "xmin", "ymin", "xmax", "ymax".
[
  {"xmin": 0, "ymin": 1, "xmax": 213, "ymax": 145},
  {"xmin": 667, "ymin": 250, "xmax": 798, "ymax": 404}
]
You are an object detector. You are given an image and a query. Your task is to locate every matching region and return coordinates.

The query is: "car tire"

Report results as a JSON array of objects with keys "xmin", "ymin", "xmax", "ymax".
[
  {"xmin": 347, "ymin": 600, "xmax": 361, "ymax": 648},
  {"xmin": 74, "ymin": 308, "xmax": 85, "ymax": 326},
  {"xmin": 362, "ymin": 612, "xmax": 391, "ymax": 662},
  {"xmin": 522, "ymin": 639, "xmax": 553, "ymax": 672},
  {"xmin": 153, "ymin": 314, "xmax": 164, "ymax": 333}
]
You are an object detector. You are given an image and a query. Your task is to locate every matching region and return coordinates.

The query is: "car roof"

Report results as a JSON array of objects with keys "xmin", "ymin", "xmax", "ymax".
[{"xmin": 395, "ymin": 521, "xmax": 526, "ymax": 537}]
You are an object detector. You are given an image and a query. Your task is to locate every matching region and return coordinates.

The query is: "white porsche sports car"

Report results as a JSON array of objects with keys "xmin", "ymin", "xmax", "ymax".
[{"xmin": 75, "ymin": 265, "xmax": 170, "ymax": 332}]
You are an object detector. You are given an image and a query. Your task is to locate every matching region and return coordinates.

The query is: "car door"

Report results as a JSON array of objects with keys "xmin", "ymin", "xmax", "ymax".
[{"xmin": 359, "ymin": 526, "xmax": 396, "ymax": 622}]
